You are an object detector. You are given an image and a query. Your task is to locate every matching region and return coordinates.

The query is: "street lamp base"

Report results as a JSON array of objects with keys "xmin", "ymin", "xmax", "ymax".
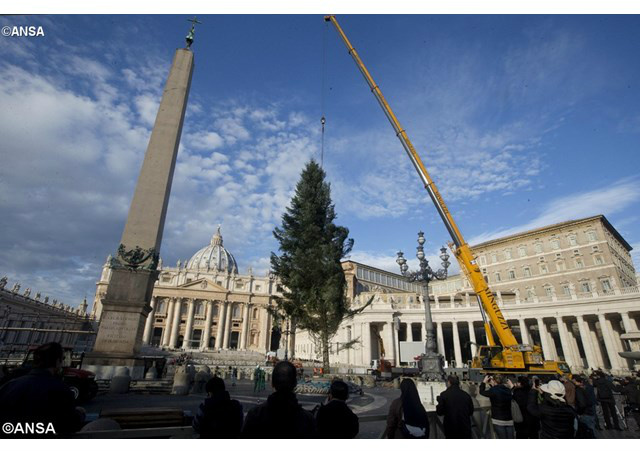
[{"xmin": 420, "ymin": 351, "xmax": 445, "ymax": 381}]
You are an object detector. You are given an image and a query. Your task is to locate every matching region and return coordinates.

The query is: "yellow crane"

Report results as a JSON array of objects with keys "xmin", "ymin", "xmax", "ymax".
[{"xmin": 325, "ymin": 15, "xmax": 570, "ymax": 377}]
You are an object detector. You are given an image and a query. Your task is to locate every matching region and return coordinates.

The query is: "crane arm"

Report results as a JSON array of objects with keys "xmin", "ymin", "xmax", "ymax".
[{"xmin": 325, "ymin": 15, "xmax": 519, "ymax": 349}]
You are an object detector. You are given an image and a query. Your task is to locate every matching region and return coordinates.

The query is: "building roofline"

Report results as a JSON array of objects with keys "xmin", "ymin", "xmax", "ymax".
[{"xmin": 471, "ymin": 215, "xmax": 632, "ymax": 251}]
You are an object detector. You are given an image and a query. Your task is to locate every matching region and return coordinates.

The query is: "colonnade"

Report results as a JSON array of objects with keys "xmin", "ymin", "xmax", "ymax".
[
  {"xmin": 142, "ymin": 296, "xmax": 269, "ymax": 351},
  {"xmin": 332, "ymin": 310, "xmax": 639, "ymax": 373}
]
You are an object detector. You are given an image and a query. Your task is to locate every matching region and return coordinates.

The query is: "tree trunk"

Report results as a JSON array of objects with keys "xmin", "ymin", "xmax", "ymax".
[{"xmin": 322, "ymin": 331, "xmax": 330, "ymax": 375}]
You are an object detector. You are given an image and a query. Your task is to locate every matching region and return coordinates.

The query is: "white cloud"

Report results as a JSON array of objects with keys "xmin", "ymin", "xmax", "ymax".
[
  {"xmin": 188, "ymin": 131, "xmax": 225, "ymax": 150},
  {"xmin": 469, "ymin": 178, "xmax": 640, "ymax": 245}
]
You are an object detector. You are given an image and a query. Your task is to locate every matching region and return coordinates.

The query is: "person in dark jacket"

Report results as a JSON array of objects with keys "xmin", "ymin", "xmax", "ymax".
[
  {"xmin": 383, "ymin": 378, "xmax": 429, "ymax": 438},
  {"xmin": 436, "ymin": 374, "xmax": 474, "ymax": 438},
  {"xmin": 573, "ymin": 375, "xmax": 597, "ymax": 438},
  {"xmin": 620, "ymin": 376, "xmax": 640, "ymax": 431},
  {"xmin": 512, "ymin": 376, "xmax": 540, "ymax": 438},
  {"xmin": 593, "ymin": 372, "xmax": 622, "ymax": 430},
  {"xmin": 192, "ymin": 376, "xmax": 243, "ymax": 438},
  {"xmin": 316, "ymin": 380, "xmax": 359, "ymax": 438},
  {"xmin": 242, "ymin": 361, "xmax": 315, "ymax": 438},
  {"xmin": 479, "ymin": 374, "xmax": 514, "ymax": 438},
  {"xmin": 527, "ymin": 379, "xmax": 576, "ymax": 439},
  {"xmin": 0, "ymin": 342, "xmax": 85, "ymax": 437}
]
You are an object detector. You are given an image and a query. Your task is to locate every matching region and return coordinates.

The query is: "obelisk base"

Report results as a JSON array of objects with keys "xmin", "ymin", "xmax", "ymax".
[{"xmin": 84, "ymin": 267, "xmax": 157, "ymax": 379}]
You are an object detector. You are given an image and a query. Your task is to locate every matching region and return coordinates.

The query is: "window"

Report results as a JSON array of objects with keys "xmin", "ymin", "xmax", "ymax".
[
  {"xmin": 491, "ymin": 253, "xmax": 497, "ymax": 263},
  {"xmin": 587, "ymin": 231, "xmax": 597, "ymax": 242},
  {"xmin": 535, "ymin": 243, "xmax": 543, "ymax": 254},
  {"xmin": 236, "ymin": 281, "xmax": 244, "ymax": 289},
  {"xmin": 253, "ymin": 308, "xmax": 259, "ymax": 319},
  {"xmin": 212, "ymin": 305, "xmax": 219, "ymax": 317},
  {"xmin": 551, "ymin": 239, "xmax": 560, "ymax": 250},
  {"xmin": 232, "ymin": 305, "xmax": 240, "ymax": 318},
  {"xmin": 544, "ymin": 286, "xmax": 553, "ymax": 297},
  {"xmin": 195, "ymin": 302, "xmax": 204, "ymax": 316},
  {"xmin": 569, "ymin": 235, "xmax": 577, "ymax": 246},
  {"xmin": 156, "ymin": 301, "xmax": 165, "ymax": 314},
  {"xmin": 162, "ymin": 275, "xmax": 171, "ymax": 283},
  {"xmin": 575, "ymin": 259, "xmax": 584, "ymax": 269},
  {"xmin": 601, "ymin": 279, "xmax": 612, "ymax": 292},
  {"xmin": 562, "ymin": 285, "xmax": 571, "ymax": 296},
  {"xmin": 181, "ymin": 304, "xmax": 188, "ymax": 315},
  {"xmin": 508, "ymin": 270, "xmax": 516, "ymax": 280},
  {"xmin": 594, "ymin": 255, "xmax": 604, "ymax": 265},
  {"xmin": 480, "ymin": 256, "xmax": 487, "ymax": 266},
  {"xmin": 255, "ymin": 284, "xmax": 261, "ymax": 292},
  {"xmin": 557, "ymin": 260, "xmax": 565, "ymax": 271},
  {"xmin": 518, "ymin": 247, "xmax": 527, "ymax": 257},
  {"xmin": 540, "ymin": 264, "xmax": 548, "ymax": 274},
  {"xmin": 505, "ymin": 249, "xmax": 513, "ymax": 260},
  {"xmin": 581, "ymin": 282, "xmax": 591, "ymax": 293},
  {"xmin": 523, "ymin": 267, "xmax": 532, "ymax": 278},
  {"xmin": 495, "ymin": 272, "xmax": 501, "ymax": 282}
]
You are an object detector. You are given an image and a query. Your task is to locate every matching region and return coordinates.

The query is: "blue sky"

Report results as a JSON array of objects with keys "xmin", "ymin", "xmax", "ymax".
[{"xmin": 0, "ymin": 14, "xmax": 639, "ymax": 306}]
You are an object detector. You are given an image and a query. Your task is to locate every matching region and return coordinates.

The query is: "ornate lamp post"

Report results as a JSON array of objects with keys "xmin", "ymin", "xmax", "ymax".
[
  {"xmin": 396, "ymin": 231, "xmax": 450, "ymax": 380},
  {"xmin": 283, "ymin": 317, "xmax": 291, "ymax": 361}
]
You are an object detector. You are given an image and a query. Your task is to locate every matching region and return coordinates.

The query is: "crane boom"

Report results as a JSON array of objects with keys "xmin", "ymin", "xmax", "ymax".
[{"xmin": 325, "ymin": 15, "xmax": 520, "ymax": 350}]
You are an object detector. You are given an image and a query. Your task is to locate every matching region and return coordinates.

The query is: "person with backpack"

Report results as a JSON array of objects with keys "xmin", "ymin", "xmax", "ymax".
[
  {"xmin": 383, "ymin": 378, "xmax": 429, "ymax": 438},
  {"xmin": 192, "ymin": 376, "xmax": 244, "ymax": 438},
  {"xmin": 479, "ymin": 374, "xmax": 515, "ymax": 439}
]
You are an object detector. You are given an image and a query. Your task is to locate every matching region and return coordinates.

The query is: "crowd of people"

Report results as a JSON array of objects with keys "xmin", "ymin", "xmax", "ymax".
[{"xmin": 1, "ymin": 342, "xmax": 639, "ymax": 439}]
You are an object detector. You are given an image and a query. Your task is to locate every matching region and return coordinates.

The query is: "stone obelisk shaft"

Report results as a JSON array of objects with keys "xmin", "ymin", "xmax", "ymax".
[
  {"xmin": 121, "ymin": 49, "xmax": 194, "ymax": 255},
  {"xmin": 86, "ymin": 49, "xmax": 194, "ymax": 377}
]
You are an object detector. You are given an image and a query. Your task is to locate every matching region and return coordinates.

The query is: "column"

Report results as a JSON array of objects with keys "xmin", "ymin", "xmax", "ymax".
[
  {"xmin": 436, "ymin": 322, "xmax": 445, "ymax": 359},
  {"xmin": 361, "ymin": 322, "xmax": 371, "ymax": 367},
  {"xmin": 385, "ymin": 322, "xmax": 396, "ymax": 364},
  {"xmin": 468, "ymin": 321, "xmax": 477, "ymax": 357},
  {"xmin": 215, "ymin": 301, "xmax": 227, "ymax": 349},
  {"xmin": 142, "ymin": 297, "xmax": 157, "ymax": 344},
  {"xmin": 395, "ymin": 321, "xmax": 402, "ymax": 364},
  {"xmin": 519, "ymin": 318, "xmax": 530, "ymax": 344},
  {"xmin": 202, "ymin": 300, "xmax": 213, "ymax": 351},
  {"xmin": 240, "ymin": 303, "xmax": 250, "ymax": 350},
  {"xmin": 183, "ymin": 298, "xmax": 195, "ymax": 349},
  {"xmin": 536, "ymin": 317, "xmax": 553, "ymax": 359},
  {"xmin": 606, "ymin": 319, "xmax": 629, "ymax": 370},
  {"xmin": 421, "ymin": 323, "xmax": 427, "ymax": 345},
  {"xmin": 582, "ymin": 316, "xmax": 605, "ymax": 368},
  {"xmin": 621, "ymin": 312, "xmax": 636, "ymax": 333},
  {"xmin": 259, "ymin": 306, "xmax": 270, "ymax": 351},
  {"xmin": 452, "ymin": 321, "xmax": 462, "ymax": 367},
  {"xmin": 576, "ymin": 316, "xmax": 603, "ymax": 369},
  {"xmin": 169, "ymin": 299, "xmax": 182, "ymax": 348},
  {"xmin": 597, "ymin": 314, "xmax": 621, "ymax": 371},
  {"xmin": 161, "ymin": 298, "xmax": 175, "ymax": 346},
  {"xmin": 222, "ymin": 302, "xmax": 233, "ymax": 349},
  {"xmin": 556, "ymin": 317, "xmax": 579, "ymax": 369}
]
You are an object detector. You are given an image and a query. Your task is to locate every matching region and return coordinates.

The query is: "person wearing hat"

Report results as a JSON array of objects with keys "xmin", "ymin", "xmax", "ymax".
[{"xmin": 527, "ymin": 379, "xmax": 577, "ymax": 439}]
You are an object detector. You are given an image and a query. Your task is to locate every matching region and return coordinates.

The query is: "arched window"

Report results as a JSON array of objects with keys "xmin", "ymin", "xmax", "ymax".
[
  {"xmin": 232, "ymin": 304, "xmax": 240, "ymax": 318},
  {"xmin": 212, "ymin": 304, "xmax": 219, "ymax": 318},
  {"xmin": 156, "ymin": 301, "xmax": 165, "ymax": 314}
]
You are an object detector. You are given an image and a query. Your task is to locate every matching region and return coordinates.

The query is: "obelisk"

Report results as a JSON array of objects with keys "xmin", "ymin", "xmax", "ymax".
[{"xmin": 85, "ymin": 31, "xmax": 195, "ymax": 378}]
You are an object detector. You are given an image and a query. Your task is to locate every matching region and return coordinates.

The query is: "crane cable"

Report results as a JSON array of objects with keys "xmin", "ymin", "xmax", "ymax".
[{"xmin": 320, "ymin": 19, "xmax": 328, "ymax": 168}]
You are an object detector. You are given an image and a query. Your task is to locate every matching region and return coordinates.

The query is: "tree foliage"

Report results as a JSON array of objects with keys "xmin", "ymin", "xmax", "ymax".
[{"xmin": 270, "ymin": 160, "xmax": 370, "ymax": 372}]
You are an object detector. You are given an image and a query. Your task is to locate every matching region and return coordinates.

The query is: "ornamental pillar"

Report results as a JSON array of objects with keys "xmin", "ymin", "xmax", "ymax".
[
  {"xmin": 142, "ymin": 297, "xmax": 156, "ymax": 344},
  {"xmin": 452, "ymin": 321, "xmax": 462, "ymax": 367},
  {"xmin": 169, "ymin": 298, "xmax": 182, "ymax": 348},
  {"xmin": 161, "ymin": 298, "xmax": 175, "ymax": 346},
  {"xmin": 183, "ymin": 298, "xmax": 195, "ymax": 349},
  {"xmin": 240, "ymin": 303, "xmax": 250, "ymax": 350},
  {"xmin": 214, "ymin": 301, "xmax": 226, "ymax": 350},
  {"xmin": 202, "ymin": 300, "xmax": 214, "ymax": 351},
  {"xmin": 222, "ymin": 302, "xmax": 233, "ymax": 349}
]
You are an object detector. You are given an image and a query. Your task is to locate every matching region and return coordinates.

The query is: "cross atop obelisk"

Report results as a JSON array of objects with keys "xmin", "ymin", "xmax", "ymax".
[
  {"xmin": 185, "ymin": 16, "xmax": 202, "ymax": 49},
  {"xmin": 85, "ymin": 26, "xmax": 196, "ymax": 378}
]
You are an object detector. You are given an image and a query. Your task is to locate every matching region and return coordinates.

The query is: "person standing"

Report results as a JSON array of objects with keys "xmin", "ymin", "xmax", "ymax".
[
  {"xmin": 436, "ymin": 375, "xmax": 474, "ymax": 438},
  {"xmin": 527, "ymin": 379, "xmax": 576, "ymax": 439},
  {"xmin": 316, "ymin": 380, "xmax": 359, "ymax": 438},
  {"xmin": 620, "ymin": 376, "xmax": 640, "ymax": 431},
  {"xmin": 192, "ymin": 376, "xmax": 244, "ymax": 438},
  {"xmin": 512, "ymin": 376, "xmax": 540, "ymax": 438},
  {"xmin": 593, "ymin": 371, "xmax": 622, "ymax": 430},
  {"xmin": 0, "ymin": 342, "xmax": 86, "ymax": 437},
  {"xmin": 479, "ymin": 375, "xmax": 514, "ymax": 439},
  {"xmin": 242, "ymin": 361, "xmax": 315, "ymax": 438},
  {"xmin": 574, "ymin": 375, "xmax": 598, "ymax": 438},
  {"xmin": 383, "ymin": 379, "xmax": 429, "ymax": 438},
  {"xmin": 231, "ymin": 367, "xmax": 237, "ymax": 387}
]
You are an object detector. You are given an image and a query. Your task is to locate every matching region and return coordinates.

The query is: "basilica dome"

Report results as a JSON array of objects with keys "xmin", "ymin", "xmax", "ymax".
[{"xmin": 186, "ymin": 226, "xmax": 238, "ymax": 274}]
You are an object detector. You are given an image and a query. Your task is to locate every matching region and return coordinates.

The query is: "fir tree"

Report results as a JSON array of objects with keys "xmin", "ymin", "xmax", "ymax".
[{"xmin": 271, "ymin": 160, "xmax": 371, "ymax": 373}]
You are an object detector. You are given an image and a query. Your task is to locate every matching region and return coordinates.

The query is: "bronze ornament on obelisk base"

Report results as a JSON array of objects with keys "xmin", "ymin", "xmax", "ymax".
[{"xmin": 84, "ymin": 39, "xmax": 195, "ymax": 379}]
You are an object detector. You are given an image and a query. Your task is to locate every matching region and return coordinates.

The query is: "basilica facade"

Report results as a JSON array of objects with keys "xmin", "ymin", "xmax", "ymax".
[{"xmin": 92, "ymin": 227, "xmax": 281, "ymax": 355}]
